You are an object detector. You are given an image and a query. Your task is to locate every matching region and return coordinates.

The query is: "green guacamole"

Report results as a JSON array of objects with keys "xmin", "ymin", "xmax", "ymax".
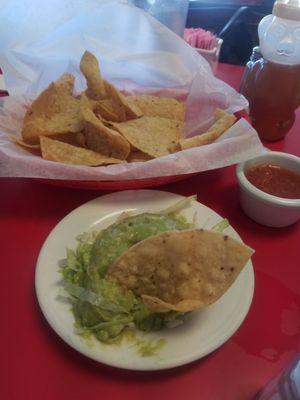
[
  {"xmin": 90, "ymin": 213, "xmax": 190, "ymax": 278},
  {"xmin": 61, "ymin": 211, "xmax": 190, "ymax": 347}
]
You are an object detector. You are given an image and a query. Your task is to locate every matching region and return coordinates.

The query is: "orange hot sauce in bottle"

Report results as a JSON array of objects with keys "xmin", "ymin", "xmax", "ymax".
[{"xmin": 240, "ymin": 0, "xmax": 300, "ymax": 141}]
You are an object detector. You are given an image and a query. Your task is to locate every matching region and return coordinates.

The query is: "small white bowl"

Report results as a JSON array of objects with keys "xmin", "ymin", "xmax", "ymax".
[{"xmin": 236, "ymin": 151, "xmax": 300, "ymax": 227}]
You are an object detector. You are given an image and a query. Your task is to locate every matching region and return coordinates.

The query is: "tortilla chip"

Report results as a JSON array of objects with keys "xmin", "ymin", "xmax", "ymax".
[
  {"xmin": 126, "ymin": 95, "xmax": 185, "ymax": 121},
  {"xmin": 111, "ymin": 116, "xmax": 182, "ymax": 158},
  {"xmin": 214, "ymin": 108, "xmax": 228, "ymax": 120},
  {"xmin": 9, "ymin": 134, "xmax": 40, "ymax": 149},
  {"xmin": 80, "ymin": 51, "xmax": 142, "ymax": 119},
  {"xmin": 54, "ymin": 73, "xmax": 75, "ymax": 95},
  {"xmin": 10, "ymin": 135, "xmax": 42, "ymax": 155},
  {"xmin": 104, "ymin": 81, "xmax": 142, "ymax": 120},
  {"xmin": 79, "ymin": 92, "xmax": 96, "ymax": 110},
  {"xmin": 93, "ymin": 98, "xmax": 122, "ymax": 122},
  {"xmin": 75, "ymin": 132, "xmax": 87, "ymax": 148},
  {"xmin": 22, "ymin": 74, "xmax": 83, "ymax": 144},
  {"xmin": 141, "ymin": 296, "xmax": 203, "ymax": 314},
  {"xmin": 40, "ymin": 136, "xmax": 125, "ymax": 166},
  {"xmin": 80, "ymin": 51, "xmax": 142, "ymax": 121},
  {"xmin": 80, "ymin": 51, "xmax": 106, "ymax": 100},
  {"xmin": 46, "ymin": 132, "xmax": 83, "ymax": 147},
  {"xmin": 179, "ymin": 114, "xmax": 237, "ymax": 150},
  {"xmin": 107, "ymin": 229, "xmax": 253, "ymax": 313},
  {"xmin": 81, "ymin": 106, "xmax": 130, "ymax": 160},
  {"xmin": 127, "ymin": 150, "xmax": 153, "ymax": 163}
]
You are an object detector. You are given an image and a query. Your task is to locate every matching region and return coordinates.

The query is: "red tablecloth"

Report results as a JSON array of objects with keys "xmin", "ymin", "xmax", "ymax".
[{"xmin": 1, "ymin": 64, "xmax": 299, "ymax": 400}]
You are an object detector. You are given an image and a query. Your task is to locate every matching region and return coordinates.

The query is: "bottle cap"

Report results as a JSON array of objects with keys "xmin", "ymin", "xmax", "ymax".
[
  {"xmin": 273, "ymin": 0, "xmax": 300, "ymax": 21},
  {"xmin": 250, "ymin": 46, "xmax": 262, "ymax": 62}
]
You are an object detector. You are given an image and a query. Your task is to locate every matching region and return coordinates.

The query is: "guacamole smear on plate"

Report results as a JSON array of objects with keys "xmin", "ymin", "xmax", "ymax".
[{"xmin": 61, "ymin": 208, "xmax": 191, "ymax": 345}]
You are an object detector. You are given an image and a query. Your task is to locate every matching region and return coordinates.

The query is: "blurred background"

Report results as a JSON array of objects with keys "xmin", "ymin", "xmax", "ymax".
[
  {"xmin": 131, "ymin": 0, "xmax": 275, "ymax": 65},
  {"xmin": 0, "ymin": 0, "xmax": 276, "ymax": 81},
  {"xmin": 187, "ymin": 0, "xmax": 274, "ymax": 65}
]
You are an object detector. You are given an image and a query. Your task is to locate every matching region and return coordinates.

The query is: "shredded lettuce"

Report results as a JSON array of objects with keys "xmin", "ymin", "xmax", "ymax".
[
  {"xmin": 62, "ymin": 231, "xmax": 97, "ymax": 285},
  {"xmin": 211, "ymin": 218, "xmax": 230, "ymax": 233},
  {"xmin": 157, "ymin": 195, "xmax": 197, "ymax": 216},
  {"xmin": 62, "ymin": 275, "xmax": 183, "ymax": 342},
  {"xmin": 62, "ymin": 230, "xmax": 182, "ymax": 343},
  {"xmin": 61, "ymin": 231, "xmax": 184, "ymax": 343}
]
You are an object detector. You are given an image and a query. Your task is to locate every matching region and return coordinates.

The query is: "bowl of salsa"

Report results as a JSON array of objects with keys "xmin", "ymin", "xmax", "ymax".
[{"xmin": 236, "ymin": 151, "xmax": 300, "ymax": 227}]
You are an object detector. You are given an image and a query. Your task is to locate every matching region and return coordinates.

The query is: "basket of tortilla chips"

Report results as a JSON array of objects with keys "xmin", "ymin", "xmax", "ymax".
[
  {"xmin": 0, "ymin": 2, "xmax": 263, "ymax": 189},
  {"xmin": 5, "ymin": 51, "xmax": 253, "ymax": 189},
  {"xmin": 0, "ymin": 51, "xmax": 261, "ymax": 190}
]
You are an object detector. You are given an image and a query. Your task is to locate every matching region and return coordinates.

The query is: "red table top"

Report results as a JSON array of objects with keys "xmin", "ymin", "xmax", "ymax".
[{"xmin": 1, "ymin": 64, "xmax": 299, "ymax": 400}]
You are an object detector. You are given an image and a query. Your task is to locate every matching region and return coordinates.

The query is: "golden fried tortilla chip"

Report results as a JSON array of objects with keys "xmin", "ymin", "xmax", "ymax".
[
  {"xmin": 94, "ymin": 97, "xmax": 126, "ymax": 122},
  {"xmin": 22, "ymin": 74, "xmax": 83, "ymax": 144},
  {"xmin": 80, "ymin": 51, "xmax": 142, "ymax": 119},
  {"xmin": 111, "ymin": 116, "xmax": 182, "ymax": 158},
  {"xmin": 75, "ymin": 132, "xmax": 87, "ymax": 148},
  {"xmin": 54, "ymin": 73, "xmax": 75, "ymax": 95},
  {"xmin": 107, "ymin": 229, "xmax": 253, "ymax": 313},
  {"xmin": 104, "ymin": 81, "xmax": 142, "ymax": 120},
  {"xmin": 80, "ymin": 51, "xmax": 107, "ymax": 100},
  {"xmin": 9, "ymin": 134, "xmax": 41, "ymax": 149},
  {"xmin": 214, "ymin": 108, "xmax": 228, "ymax": 120},
  {"xmin": 81, "ymin": 107, "xmax": 130, "ymax": 160},
  {"xmin": 126, "ymin": 95, "xmax": 185, "ymax": 121},
  {"xmin": 179, "ymin": 113, "xmax": 237, "ymax": 150},
  {"xmin": 47, "ymin": 132, "xmax": 85, "ymax": 147},
  {"xmin": 10, "ymin": 135, "xmax": 42, "ymax": 155},
  {"xmin": 79, "ymin": 92, "xmax": 96, "ymax": 110},
  {"xmin": 127, "ymin": 150, "xmax": 153, "ymax": 163},
  {"xmin": 40, "ymin": 136, "xmax": 125, "ymax": 166},
  {"xmin": 141, "ymin": 296, "xmax": 203, "ymax": 314}
]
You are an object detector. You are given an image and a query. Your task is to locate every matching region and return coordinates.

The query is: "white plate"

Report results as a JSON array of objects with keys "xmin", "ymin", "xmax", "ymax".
[{"xmin": 35, "ymin": 189, "xmax": 254, "ymax": 371}]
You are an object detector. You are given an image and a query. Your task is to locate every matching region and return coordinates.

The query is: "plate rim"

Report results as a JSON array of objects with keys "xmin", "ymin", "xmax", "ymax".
[{"xmin": 35, "ymin": 189, "xmax": 255, "ymax": 370}]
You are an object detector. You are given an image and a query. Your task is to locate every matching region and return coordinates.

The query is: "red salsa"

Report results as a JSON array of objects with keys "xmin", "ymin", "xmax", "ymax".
[{"xmin": 245, "ymin": 163, "xmax": 300, "ymax": 199}]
